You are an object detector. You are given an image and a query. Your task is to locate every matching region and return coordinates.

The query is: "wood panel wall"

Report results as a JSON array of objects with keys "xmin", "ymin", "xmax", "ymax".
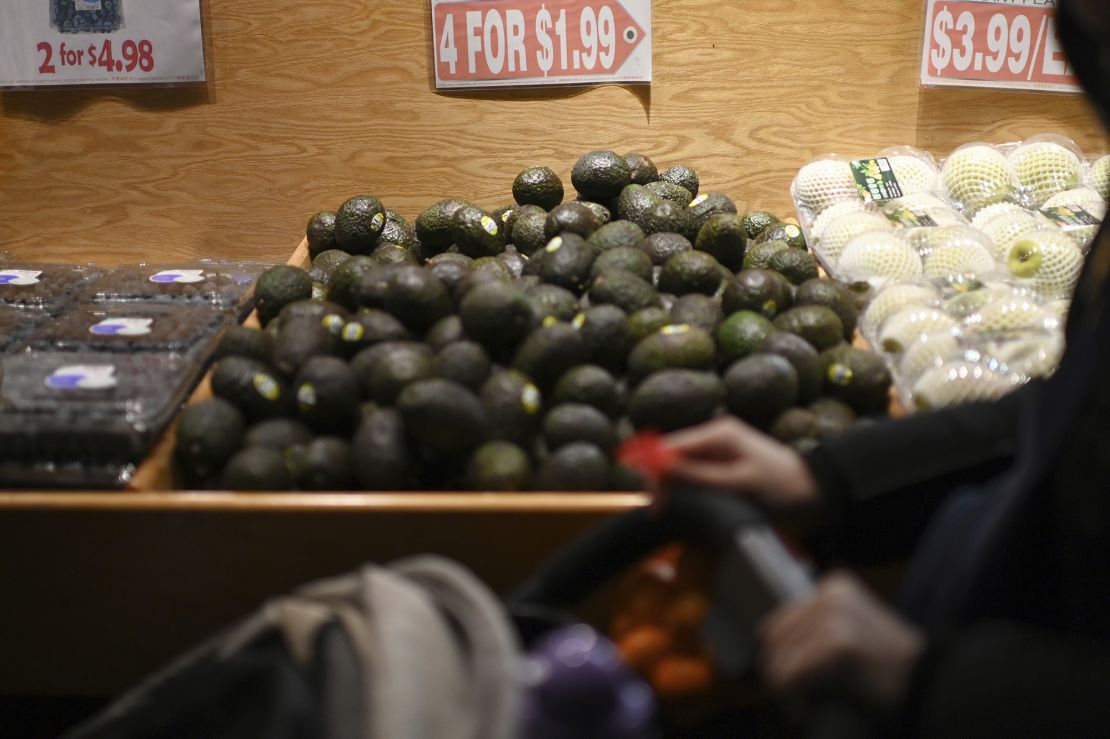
[{"xmin": 1, "ymin": 0, "xmax": 1107, "ymax": 265}]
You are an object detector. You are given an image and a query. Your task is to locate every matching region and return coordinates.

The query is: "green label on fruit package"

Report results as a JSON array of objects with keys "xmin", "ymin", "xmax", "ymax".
[
  {"xmin": 882, "ymin": 207, "xmax": 938, "ymax": 228},
  {"xmin": 849, "ymin": 157, "xmax": 904, "ymax": 202},
  {"xmin": 1040, "ymin": 206, "xmax": 1102, "ymax": 229}
]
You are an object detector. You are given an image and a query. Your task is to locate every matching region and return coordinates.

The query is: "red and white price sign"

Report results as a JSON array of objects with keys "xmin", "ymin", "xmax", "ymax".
[
  {"xmin": 920, "ymin": 0, "xmax": 1081, "ymax": 93},
  {"xmin": 432, "ymin": 0, "xmax": 651, "ymax": 89},
  {"xmin": 0, "ymin": 0, "xmax": 205, "ymax": 88}
]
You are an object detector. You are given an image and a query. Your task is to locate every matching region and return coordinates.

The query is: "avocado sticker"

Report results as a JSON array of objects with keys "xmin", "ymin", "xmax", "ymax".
[
  {"xmin": 370, "ymin": 212, "xmax": 385, "ymax": 232},
  {"xmin": 480, "ymin": 215, "xmax": 499, "ymax": 236},
  {"xmin": 521, "ymin": 384, "xmax": 541, "ymax": 414},
  {"xmin": 321, "ymin": 314, "xmax": 345, "ymax": 335},
  {"xmin": 89, "ymin": 317, "xmax": 154, "ymax": 337},
  {"xmin": 660, "ymin": 323, "xmax": 691, "ymax": 335},
  {"xmin": 297, "ymin": 383, "xmax": 317, "ymax": 410},
  {"xmin": 688, "ymin": 194, "xmax": 710, "ymax": 208},
  {"xmin": 341, "ymin": 322, "xmax": 365, "ymax": 342},
  {"xmin": 571, "ymin": 313, "xmax": 587, "ymax": 330},
  {"xmin": 545, "ymin": 236, "xmax": 564, "ymax": 252},
  {"xmin": 46, "ymin": 364, "xmax": 117, "ymax": 390},
  {"xmin": 253, "ymin": 373, "xmax": 282, "ymax": 401}
]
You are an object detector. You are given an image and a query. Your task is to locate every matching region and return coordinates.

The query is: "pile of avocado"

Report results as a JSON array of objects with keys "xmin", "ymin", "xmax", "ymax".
[{"xmin": 175, "ymin": 152, "xmax": 890, "ymax": 491}]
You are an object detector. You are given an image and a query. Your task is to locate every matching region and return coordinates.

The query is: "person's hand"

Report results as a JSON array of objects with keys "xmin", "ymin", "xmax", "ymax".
[
  {"xmin": 758, "ymin": 572, "xmax": 925, "ymax": 713},
  {"xmin": 661, "ymin": 416, "xmax": 820, "ymax": 510}
]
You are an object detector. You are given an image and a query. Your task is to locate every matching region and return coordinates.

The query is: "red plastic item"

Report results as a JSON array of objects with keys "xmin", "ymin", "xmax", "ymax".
[{"xmin": 617, "ymin": 432, "xmax": 683, "ymax": 486}]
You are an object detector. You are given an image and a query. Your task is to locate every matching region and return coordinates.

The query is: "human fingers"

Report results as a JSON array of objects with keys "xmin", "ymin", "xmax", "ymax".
[
  {"xmin": 664, "ymin": 457, "xmax": 751, "ymax": 490},
  {"xmin": 662, "ymin": 416, "xmax": 747, "ymax": 457}
]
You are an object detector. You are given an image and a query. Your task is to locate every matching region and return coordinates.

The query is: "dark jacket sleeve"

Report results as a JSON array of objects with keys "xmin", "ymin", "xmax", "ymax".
[
  {"xmin": 801, "ymin": 382, "xmax": 1036, "ymax": 565},
  {"xmin": 897, "ymin": 622, "xmax": 1110, "ymax": 738}
]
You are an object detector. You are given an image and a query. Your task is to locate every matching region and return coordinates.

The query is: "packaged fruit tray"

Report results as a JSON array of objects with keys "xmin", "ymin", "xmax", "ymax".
[
  {"xmin": 0, "ymin": 351, "xmax": 202, "ymax": 488},
  {"xmin": 790, "ymin": 134, "xmax": 1107, "ymax": 411},
  {"xmin": 77, "ymin": 260, "xmax": 268, "ymax": 320},
  {"xmin": 0, "ymin": 263, "xmax": 104, "ymax": 315},
  {"xmin": 25, "ymin": 302, "xmax": 231, "ymax": 358}
]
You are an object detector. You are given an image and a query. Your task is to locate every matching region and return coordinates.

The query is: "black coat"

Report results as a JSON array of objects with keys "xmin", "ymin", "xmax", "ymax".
[{"xmin": 803, "ymin": 216, "xmax": 1110, "ymax": 736}]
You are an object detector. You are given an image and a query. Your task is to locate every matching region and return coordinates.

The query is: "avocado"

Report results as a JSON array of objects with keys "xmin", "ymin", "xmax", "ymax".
[
  {"xmin": 481, "ymin": 369, "xmax": 544, "ymax": 443},
  {"xmin": 398, "ymin": 378, "xmax": 489, "ymax": 458},
  {"xmin": 722, "ymin": 269, "xmax": 794, "ymax": 319},
  {"xmin": 277, "ymin": 299, "xmax": 350, "ymax": 332},
  {"xmin": 645, "ymin": 180, "xmax": 693, "ymax": 205},
  {"xmin": 616, "ymin": 184, "xmax": 662, "ymax": 228},
  {"xmin": 425, "ymin": 314, "xmax": 466, "ymax": 350},
  {"xmin": 513, "ymin": 166, "xmax": 564, "ymax": 210},
  {"xmin": 572, "ymin": 150, "xmax": 632, "ymax": 202},
  {"xmin": 454, "ymin": 266, "xmax": 511, "ymax": 304},
  {"xmin": 543, "ymin": 403, "xmax": 617, "ymax": 452},
  {"xmin": 426, "ymin": 255, "xmax": 472, "ymax": 298},
  {"xmin": 382, "ymin": 209, "xmax": 418, "ymax": 249},
  {"xmin": 536, "ymin": 233, "xmax": 600, "ymax": 294},
  {"xmin": 695, "ymin": 213, "xmax": 748, "ymax": 271},
  {"xmin": 588, "ymin": 221, "xmax": 645, "ymax": 252},
  {"xmin": 627, "ymin": 307, "xmax": 674, "ymax": 344},
  {"xmin": 819, "ymin": 344, "xmax": 892, "ymax": 415},
  {"xmin": 457, "ymin": 280, "xmax": 533, "ymax": 355},
  {"xmin": 382, "ymin": 265, "xmax": 453, "ymax": 332},
  {"xmin": 339, "ymin": 309, "xmax": 412, "ymax": 357},
  {"xmin": 757, "ymin": 222, "xmax": 806, "ymax": 250},
  {"xmin": 759, "ymin": 331, "xmax": 823, "ymax": 403},
  {"xmin": 369, "ymin": 243, "xmax": 418, "ymax": 267},
  {"xmin": 575, "ymin": 305, "xmax": 633, "ymax": 373},
  {"xmin": 809, "ymin": 397, "xmax": 857, "ymax": 438},
  {"xmin": 794, "ymin": 278, "xmax": 859, "ymax": 339},
  {"xmin": 672, "ymin": 294, "xmax": 723, "ymax": 335},
  {"xmin": 272, "ymin": 317, "xmax": 338, "ymax": 378},
  {"xmin": 450, "ymin": 204, "xmax": 504, "ymax": 258},
  {"xmin": 551, "ymin": 364, "xmax": 623, "ymax": 418},
  {"xmin": 214, "ymin": 326, "xmax": 274, "ymax": 365},
  {"xmin": 175, "ymin": 398, "xmax": 246, "ymax": 484},
  {"xmin": 637, "ymin": 232, "xmax": 693, "ymax": 266},
  {"xmin": 641, "ymin": 200, "xmax": 694, "ymax": 238},
  {"xmin": 512, "ymin": 323, "xmax": 590, "ymax": 390},
  {"xmin": 576, "ymin": 200, "xmax": 611, "ymax": 226},
  {"xmin": 611, "ymin": 463, "xmax": 650, "ymax": 491},
  {"xmin": 627, "ymin": 324, "xmax": 716, "ymax": 381},
  {"xmin": 595, "ymin": 253, "xmax": 652, "ymax": 291},
  {"xmin": 769, "ymin": 408, "xmax": 821, "ymax": 445},
  {"xmin": 526, "ymin": 283, "xmax": 580, "ymax": 324},
  {"xmin": 350, "ymin": 341, "xmax": 434, "ymax": 404},
  {"xmin": 768, "ymin": 248, "xmax": 819, "ymax": 285},
  {"xmin": 342, "ymin": 263, "xmax": 409, "ymax": 313},
  {"xmin": 742, "ymin": 240, "xmax": 791, "ymax": 271},
  {"xmin": 716, "ymin": 310, "xmax": 776, "ymax": 362},
  {"xmin": 624, "ymin": 153, "xmax": 659, "ymax": 185},
  {"xmin": 496, "ymin": 246, "xmax": 527, "ymax": 278},
  {"xmin": 723, "ymin": 353, "xmax": 799, "ymax": 427},
  {"xmin": 310, "ymin": 249, "xmax": 354, "ymax": 284},
  {"xmin": 416, "ymin": 198, "xmax": 471, "ymax": 255},
  {"xmin": 352, "ymin": 407, "xmax": 411, "ymax": 490},
  {"xmin": 306, "ymin": 211, "xmax": 339, "ymax": 259},
  {"xmin": 658, "ymin": 251, "xmax": 724, "ymax": 296},
  {"xmin": 326, "ymin": 255, "xmax": 377, "ymax": 310},
  {"xmin": 544, "ymin": 202, "xmax": 601, "ymax": 240},
  {"xmin": 254, "ymin": 266, "xmax": 314, "ymax": 326},
  {"xmin": 334, "ymin": 195, "xmax": 386, "ymax": 254},
  {"xmin": 221, "ymin": 446, "xmax": 292, "ymax": 490},
  {"xmin": 659, "ymin": 165, "xmax": 700, "ymax": 199},
  {"xmin": 433, "ymin": 340, "xmax": 492, "ymax": 391},
  {"xmin": 589, "ymin": 270, "xmax": 661, "ymax": 314},
  {"xmin": 467, "ymin": 441, "xmax": 533, "ymax": 491},
  {"xmin": 294, "ymin": 356, "xmax": 360, "ymax": 434},
  {"xmin": 534, "ymin": 442, "xmax": 612, "ymax": 491},
  {"xmin": 742, "ymin": 210, "xmax": 781, "ymax": 240},
  {"xmin": 285, "ymin": 437, "xmax": 354, "ymax": 490},
  {"xmin": 511, "ymin": 208, "xmax": 550, "ymax": 256},
  {"xmin": 774, "ymin": 306, "xmax": 845, "ymax": 351},
  {"xmin": 687, "ymin": 193, "xmax": 739, "ymax": 236},
  {"xmin": 628, "ymin": 369, "xmax": 724, "ymax": 431},
  {"xmin": 244, "ymin": 418, "xmax": 313, "ymax": 451},
  {"xmin": 212, "ymin": 356, "xmax": 292, "ymax": 422}
]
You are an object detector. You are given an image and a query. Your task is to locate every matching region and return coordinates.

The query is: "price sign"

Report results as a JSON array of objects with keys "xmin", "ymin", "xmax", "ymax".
[
  {"xmin": 920, "ymin": 0, "xmax": 1081, "ymax": 93},
  {"xmin": 0, "ymin": 0, "xmax": 205, "ymax": 88},
  {"xmin": 431, "ymin": 0, "xmax": 651, "ymax": 89}
]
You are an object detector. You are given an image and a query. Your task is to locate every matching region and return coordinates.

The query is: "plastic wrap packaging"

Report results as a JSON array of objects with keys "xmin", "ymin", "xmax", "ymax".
[
  {"xmin": 78, "ymin": 261, "xmax": 268, "ymax": 319},
  {"xmin": 0, "ymin": 307, "xmax": 46, "ymax": 355},
  {"xmin": 26, "ymin": 302, "xmax": 230, "ymax": 358},
  {"xmin": 50, "ymin": 0, "xmax": 125, "ymax": 34},
  {"xmin": 791, "ymin": 134, "xmax": 1102, "ymax": 411},
  {"xmin": 0, "ymin": 263, "xmax": 104, "ymax": 315},
  {"xmin": 0, "ymin": 351, "xmax": 201, "ymax": 487}
]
